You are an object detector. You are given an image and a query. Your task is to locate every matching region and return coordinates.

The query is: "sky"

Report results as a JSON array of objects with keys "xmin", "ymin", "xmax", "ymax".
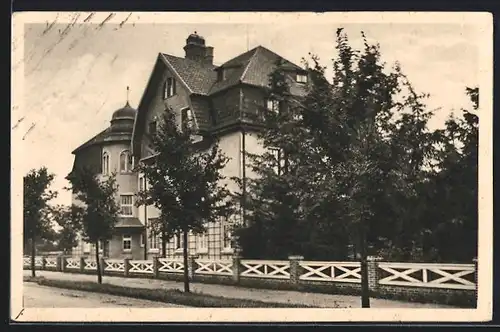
[{"xmin": 13, "ymin": 12, "xmax": 482, "ymax": 207}]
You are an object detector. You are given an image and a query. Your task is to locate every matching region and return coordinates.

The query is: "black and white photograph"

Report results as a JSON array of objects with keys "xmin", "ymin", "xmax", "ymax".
[{"xmin": 11, "ymin": 12, "xmax": 493, "ymax": 322}]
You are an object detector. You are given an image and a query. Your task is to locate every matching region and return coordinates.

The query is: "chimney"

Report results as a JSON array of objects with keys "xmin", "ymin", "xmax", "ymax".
[
  {"xmin": 204, "ymin": 46, "xmax": 214, "ymax": 65},
  {"xmin": 184, "ymin": 31, "xmax": 212, "ymax": 64}
]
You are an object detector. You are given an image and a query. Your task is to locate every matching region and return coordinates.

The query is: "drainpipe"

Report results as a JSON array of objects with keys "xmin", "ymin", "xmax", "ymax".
[
  {"xmin": 143, "ymin": 175, "xmax": 148, "ymax": 260},
  {"xmin": 241, "ymin": 128, "xmax": 247, "ymax": 227}
]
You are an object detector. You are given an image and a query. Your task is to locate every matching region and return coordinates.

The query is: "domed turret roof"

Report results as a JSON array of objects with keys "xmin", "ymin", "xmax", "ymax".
[
  {"xmin": 111, "ymin": 101, "xmax": 137, "ymax": 121},
  {"xmin": 186, "ymin": 31, "xmax": 205, "ymax": 46}
]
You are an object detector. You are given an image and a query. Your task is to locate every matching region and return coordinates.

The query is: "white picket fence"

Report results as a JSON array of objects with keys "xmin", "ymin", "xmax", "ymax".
[
  {"xmin": 23, "ymin": 256, "xmax": 477, "ymax": 292},
  {"xmin": 104, "ymin": 259, "xmax": 126, "ymax": 272},
  {"xmin": 240, "ymin": 260, "xmax": 290, "ymax": 279},
  {"xmin": 195, "ymin": 259, "xmax": 232, "ymax": 276},
  {"xmin": 129, "ymin": 260, "xmax": 154, "ymax": 274},
  {"xmin": 378, "ymin": 262, "xmax": 476, "ymax": 290},
  {"xmin": 299, "ymin": 261, "xmax": 362, "ymax": 283},
  {"xmin": 84, "ymin": 259, "xmax": 97, "ymax": 270},
  {"xmin": 65, "ymin": 258, "xmax": 80, "ymax": 269},
  {"xmin": 158, "ymin": 258, "xmax": 184, "ymax": 273},
  {"xmin": 44, "ymin": 257, "xmax": 58, "ymax": 268}
]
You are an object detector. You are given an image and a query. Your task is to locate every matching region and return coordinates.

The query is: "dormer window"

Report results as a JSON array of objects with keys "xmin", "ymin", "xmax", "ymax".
[
  {"xmin": 217, "ymin": 69, "xmax": 225, "ymax": 82},
  {"xmin": 164, "ymin": 77, "xmax": 176, "ymax": 98},
  {"xmin": 296, "ymin": 73, "xmax": 308, "ymax": 83},
  {"xmin": 181, "ymin": 108, "xmax": 194, "ymax": 131}
]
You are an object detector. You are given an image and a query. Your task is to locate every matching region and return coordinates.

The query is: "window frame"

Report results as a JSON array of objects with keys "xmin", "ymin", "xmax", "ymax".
[
  {"xmin": 222, "ymin": 222, "xmax": 233, "ymax": 251},
  {"xmin": 165, "ymin": 77, "xmax": 176, "ymax": 98},
  {"xmin": 119, "ymin": 194, "xmax": 134, "ymax": 217},
  {"xmin": 296, "ymin": 73, "xmax": 308, "ymax": 83},
  {"xmin": 174, "ymin": 232, "xmax": 183, "ymax": 252},
  {"xmin": 181, "ymin": 108, "xmax": 195, "ymax": 131},
  {"xmin": 197, "ymin": 232, "xmax": 208, "ymax": 253},
  {"xmin": 269, "ymin": 147, "xmax": 284, "ymax": 175},
  {"xmin": 119, "ymin": 150, "xmax": 132, "ymax": 173},
  {"xmin": 102, "ymin": 152, "xmax": 110, "ymax": 175},
  {"xmin": 148, "ymin": 120, "xmax": 157, "ymax": 136},
  {"xmin": 122, "ymin": 234, "xmax": 132, "ymax": 252},
  {"xmin": 266, "ymin": 98, "xmax": 280, "ymax": 114}
]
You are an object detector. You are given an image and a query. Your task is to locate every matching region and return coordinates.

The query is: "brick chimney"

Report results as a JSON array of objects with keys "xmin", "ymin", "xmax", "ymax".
[
  {"xmin": 184, "ymin": 31, "xmax": 213, "ymax": 65},
  {"xmin": 204, "ymin": 46, "xmax": 214, "ymax": 65}
]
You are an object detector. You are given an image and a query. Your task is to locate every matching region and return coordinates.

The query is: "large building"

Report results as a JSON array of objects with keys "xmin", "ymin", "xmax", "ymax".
[{"xmin": 69, "ymin": 32, "xmax": 308, "ymax": 260}]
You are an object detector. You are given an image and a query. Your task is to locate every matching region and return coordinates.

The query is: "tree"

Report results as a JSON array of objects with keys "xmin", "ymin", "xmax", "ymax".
[
  {"xmin": 136, "ymin": 107, "xmax": 232, "ymax": 293},
  {"xmin": 53, "ymin": 204, "xmax": 84, "ymax": 255},
  {"xmin": 66, "ymin": 167, "xmax": 120, "ymax": 284},
  {"xmin": 23, "ymin": 167, "xmax": 57, "ymax": 277}
]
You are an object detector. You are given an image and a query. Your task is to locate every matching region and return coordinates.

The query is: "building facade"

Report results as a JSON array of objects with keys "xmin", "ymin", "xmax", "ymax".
[{"xmin": 69, "ymin": 32, "xmax": 308, "ymax": 260}]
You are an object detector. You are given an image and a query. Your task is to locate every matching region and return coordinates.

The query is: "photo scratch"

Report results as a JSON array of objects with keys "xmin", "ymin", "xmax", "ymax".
[
  {"xmin": 12, "ymin": 116, "xmax": 25, "ymax": 130},
  {"xmin": 119, "ymin": 13, "xmax": 133, "ymax": 28},
  {"xmin": 22, "ymin": 123, "xmax": 36, "ymax": 140},
  {"xmin": 83, "ymin": 12, "xmax": 95, "ymax": 23},
  {"xmin": 98, "ymin": 13, "xmax": 116, "ymax": 29}
]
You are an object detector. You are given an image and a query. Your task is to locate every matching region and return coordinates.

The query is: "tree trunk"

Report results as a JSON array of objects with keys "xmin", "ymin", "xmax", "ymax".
[
  {"xmin": 182, "ymin": 230, "xmax": 190, "ymax": 293},
  {"xmin": 95, "ymin": 240, "xmax": 102, "ymax": 284},
  {"xmin": 161, "ymin": 231, "xmax": 167, "ymax": 258},
  {"xmin": 31, "ymin": 235, "xmax": 36, "ymax": 278},
  {"xmin": 359, "ymin": 221, "xmax": 370, "ymax": 308}
]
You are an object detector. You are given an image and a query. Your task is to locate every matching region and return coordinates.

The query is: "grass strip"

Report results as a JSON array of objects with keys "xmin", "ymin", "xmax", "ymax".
[{"xmin": 25, "ymin": 277, "xmax": 316, "ymax": 308}]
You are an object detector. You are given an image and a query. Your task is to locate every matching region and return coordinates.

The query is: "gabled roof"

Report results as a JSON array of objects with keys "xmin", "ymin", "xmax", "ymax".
[
  {"xmin": 161, "ymin": 53, "xmax": 217, "ymax": 96},
  {"xmin": 209, "ymin": 46, "xmax": 305, "ymax": 95}
]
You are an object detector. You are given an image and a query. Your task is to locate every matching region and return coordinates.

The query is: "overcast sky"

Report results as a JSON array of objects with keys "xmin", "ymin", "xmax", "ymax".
[{"xmin": 13, "ymin": 13, "xmax": 482, "ymax": 206}]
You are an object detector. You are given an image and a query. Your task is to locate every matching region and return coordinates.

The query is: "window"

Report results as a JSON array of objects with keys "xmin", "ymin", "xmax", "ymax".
[
  {"xmin": 120, "ymin": 195, "xmax": 134, "ymax": 216},
  {"xmin": 102, "ymin": 152, "xmax": 110, "ymax": 175},
  {"xmin": 119, "ymin": 150, "xmax": 132, "ymax": 173},
  {"xmin": 217, "ymin": 69, "xmax": 225, "ymax": 82},
  {"xmin": 148, "ymin": 121, "xmax": 157, "ymax": 136},
  {"xmin": 222, "ymin": 223, "xmax": 232, "ymax": 249},
  {"xmin": 266, "ymin": 99, "xmax": 280, "ymax": 114},
  {"xmin": 197, "ymin": 233, "xmax": 207, "ymax": 252},
  {"xmin": 296, "ymin": 73, "xmax": 308, "ymax": 83},
  {"xmin": 164, "ymin": 77, "xmax": 176, "ymax": 98},
  {"xmin": 269, "ymin": 147, "xmax": 284, "ymax": 175},
  {"xmin": 181, "ymin": 108, "xmax": 194, "ymax": 131},
  {"xmin": 123, "ymin": 234, "xmax": 132, "ymax": 251},
  {"xmin": 139, "ymin": 176, "xmax": 146, "ymax": 192},
  {"xmin": 140, "ymin": 233, "xmax": 145, "ymax": 247},
  {"xmin": 174, "ymin": 232, "xmax": 183, "ymax": 250},
  {"xmin": 83, "ymin": 242, "xmax": 91, "ymax": 253},
  {"xmin": 149, "ymin": 231, "xmax": 159, "ymax": 250}
]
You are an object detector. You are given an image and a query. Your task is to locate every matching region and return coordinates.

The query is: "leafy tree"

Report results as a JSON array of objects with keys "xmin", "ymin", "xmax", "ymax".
[
  {"xmin": 136, "ymin": 107, "xmax": 232, "ymax": 293},
  {"xmin": 66, "ymin": 168, "xmax": 120, "ymax": 284},
  {"xmin": 53, "ymin": 204, "xmax": 84, "ymax": 255},
  {"xmin": 23, "ymin": 167, "xmax": 57, "ymax": 277}
]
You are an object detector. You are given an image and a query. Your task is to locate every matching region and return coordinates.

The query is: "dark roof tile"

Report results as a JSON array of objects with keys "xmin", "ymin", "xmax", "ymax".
[{"xmin": 161, "ymin": 53, "xmax": 217, "ymax": 95}]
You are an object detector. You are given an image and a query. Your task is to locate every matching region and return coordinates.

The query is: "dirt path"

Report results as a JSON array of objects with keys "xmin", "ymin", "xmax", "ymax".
[{"xmin": 23, "ymin": 270, "xmax": 456, "ymax": 308}]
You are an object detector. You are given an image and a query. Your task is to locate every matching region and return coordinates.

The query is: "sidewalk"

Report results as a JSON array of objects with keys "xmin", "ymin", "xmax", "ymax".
[{"xmin": 23, "ymin": 270, "xmax": 455, "ymax": 308}]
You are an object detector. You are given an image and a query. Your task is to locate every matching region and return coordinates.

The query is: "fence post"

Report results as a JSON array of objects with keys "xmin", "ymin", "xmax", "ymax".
[
  {"xmin": 188, "ymin": 255, "xmax": 198, "ymax": 281},
  {"xmin": 153, "ymin": 256, "xmax": 160, "ymax": 278},
  {"xmin": 367, "ymin": 256, "xmax": 382, "ymax": 295},
  {"xmin": 60, "ymin": 256, "xmax": 67, "ymax": 272},
  {"xmin": 124, "ymin": 258, "xmax": 130, "ymax": 277},
  {"xmin": 56, "ymin": 255, "xmax": 62, "ymax": 272},
  {"xmin": 473, "ymin": 257, "xmax": 478, "ymax": 302},
  {"xmin": 41, "ymin": 256, "xmax": 46, "ymax": 271},
  {"xmin": 288, "ymin": 255, "xmax": 304, "ymax": 285},
  {"xmin": 79, "ymin": 257, "xmax": 86, "ymax": 273},
  {"xmin": 232, "ymin": 250, "xmax": 242, "ymax": 284}
]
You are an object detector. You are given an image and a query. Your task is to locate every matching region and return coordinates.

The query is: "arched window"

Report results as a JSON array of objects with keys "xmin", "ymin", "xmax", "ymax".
[
  {"xmin": 102, "ymin": 152, "xmax": 109, "ymax": 175},
  {"xmin": 120, "ymin": 150, "xmax": 132, "ymax": 173}
]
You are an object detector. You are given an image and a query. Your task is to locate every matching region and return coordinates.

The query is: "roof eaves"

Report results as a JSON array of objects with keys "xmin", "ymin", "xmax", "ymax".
[
  {"xmin": 239, "ymin": 46, "xmax": 260, "ymax": 83},
  {"xmin": 160, "ymin": 53, "xmax": 194, "ymax": 95}
]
